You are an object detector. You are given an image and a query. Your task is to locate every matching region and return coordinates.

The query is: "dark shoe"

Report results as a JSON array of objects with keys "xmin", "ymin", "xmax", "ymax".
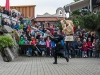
[
  {"xmin": 53, "ymin": 62, "xmax": 57, "ymax": 64},
  {"xmin": 66, "ymin": 57, "xmax": 69, "ymax": 62}
]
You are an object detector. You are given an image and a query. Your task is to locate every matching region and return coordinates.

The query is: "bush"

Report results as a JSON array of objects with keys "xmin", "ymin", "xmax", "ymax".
[{"xmin": 0, "ymin": 36, "xmax": 14, "ymax": 50}]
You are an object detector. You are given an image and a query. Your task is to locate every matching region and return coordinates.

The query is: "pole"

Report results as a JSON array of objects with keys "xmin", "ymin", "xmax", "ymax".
[
  {"xmin": 69, "ymin": 6, "xmax": 71, "ymax": 18},
  {"xmin": 90, "ymin": 0, "xmax": 92, "ymax": 13}
]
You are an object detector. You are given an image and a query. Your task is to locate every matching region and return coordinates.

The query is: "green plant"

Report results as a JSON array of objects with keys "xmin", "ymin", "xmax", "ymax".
[
  {"xmin": 57, "ymin": 20, "xmax": 63, "ymax": 31},
  {"xmin": 73, "ymin": 13, "xmax": 99, "ymax": 31},
  {"xmin": 0, "ymin": 36, "xmax": 14, "ymax": 50}
]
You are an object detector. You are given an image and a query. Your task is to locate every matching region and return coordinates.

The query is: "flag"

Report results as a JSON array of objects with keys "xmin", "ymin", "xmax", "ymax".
[{"xmin": 5, "ymin": 0, "xmax": 10, "ymax": 11}]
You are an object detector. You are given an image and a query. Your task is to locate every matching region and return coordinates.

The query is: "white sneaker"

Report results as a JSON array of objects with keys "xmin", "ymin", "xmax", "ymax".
[
  {"xmin": 84, "ymin": 55, "xmax": 85, "ymax": 58},
  {"xmin": 69, "ymin": 55, "xmax": 71, "ymax": 59}
]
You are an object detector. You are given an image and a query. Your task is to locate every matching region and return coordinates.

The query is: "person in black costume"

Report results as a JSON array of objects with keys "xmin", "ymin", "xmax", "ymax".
[{"xmin": 51, "ymin": 31, "xmax": 69, "ymax": 64}]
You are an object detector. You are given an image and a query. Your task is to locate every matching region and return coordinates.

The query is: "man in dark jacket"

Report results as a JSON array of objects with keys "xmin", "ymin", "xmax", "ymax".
[
  {"xmin": 1, "ymin": 17, "xmax": 6, "ymax": 26},
  {"xmin": 51, "ymin": 31, "xmax": 69, "ymax": 64}
]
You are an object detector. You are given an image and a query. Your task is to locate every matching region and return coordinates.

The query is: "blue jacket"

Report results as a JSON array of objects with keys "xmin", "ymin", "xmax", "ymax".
[
  {"xmin": 50, "ymin": 41, "xmax": 56, "ymax": 48},
  {"xmin": 39, "ymin": 41, "xmax": 46, "ymax": 45},
  {"xmin": 13, "ymin": 24, "xmax": 19, "ymax": 30}
]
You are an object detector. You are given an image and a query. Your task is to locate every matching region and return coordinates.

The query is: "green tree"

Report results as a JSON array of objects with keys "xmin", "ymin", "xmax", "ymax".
[
  {"xmin": 57, "ymin": 20, "xmax": 63, "ymax": 31},
  {"xmin": 73, "ymin": 12, "xmax": 100, "ymax": 31},
  {"xmin": 72, "ymin": 15, "xmax": 84, "ymax": 28},
  {"xmin": 74, "ymin": 0, "xmax": 79, "ymax": 2}
]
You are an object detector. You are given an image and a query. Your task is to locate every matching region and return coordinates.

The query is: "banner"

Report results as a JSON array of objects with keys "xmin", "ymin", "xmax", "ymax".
[{"xmin": 5, "ymin": 0, "xmax": 10, "ymax": 11}]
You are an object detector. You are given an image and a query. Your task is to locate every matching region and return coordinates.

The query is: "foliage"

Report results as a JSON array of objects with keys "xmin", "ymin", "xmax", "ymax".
[
  {"xmin": 73, "ymin": 12, "xmax": 99, "ymax": 31},
  {"xmin": 73, "ymin": 15, "xmax": 84, "ymax": 28},
  {"xmin": 0, "ymin": 36, "xmax": 14, "ymax": 50},
  {"xmin": 57, "ymin": 20, "xmax": 63, "ymax": 31},
  {"xmin": 74, "ymin": 0, "xmax": 79, "ymax": 2},
  {"xmin": 72, "ymin": 10, "xmax": 81, "ymax": 16},
  {"xmin": 97, "ymin": 11, "xmax": 100, "ymax": 28},
  {"xmin": 83, "ymin": 13, "xmax": 98, "ymax": 30},
  {"xmin": 72, "ymin": 0, "xmax": 100, "ymax": 34}
]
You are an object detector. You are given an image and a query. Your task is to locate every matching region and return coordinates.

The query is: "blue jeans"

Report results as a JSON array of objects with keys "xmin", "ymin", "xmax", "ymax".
[
  {"xmin": 27, "ymin": 48, "xmax": 32, "ymax": 56},
  {"xmin": 95, "ymin": 51, "xmax": 99, "ymax": 58},
  {"xmin": 71, "ymin": 50, "xmax": 75, "ymax": 58},
  {"xmin": 52, "ymin": 47, "xmax": 55, "ymax": 56},
  {"xmin": 77, "ymin": 49, "xmax": 82, "ymax": 57},
  {"xmin": 88, "ymin": 50, "xmax": 93, "ymax": 57}
]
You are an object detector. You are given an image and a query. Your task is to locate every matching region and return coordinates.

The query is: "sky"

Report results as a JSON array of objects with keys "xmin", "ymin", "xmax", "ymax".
[{"xmin": 0, "ymin": 0, "xmax": 74, "ymax": 17}]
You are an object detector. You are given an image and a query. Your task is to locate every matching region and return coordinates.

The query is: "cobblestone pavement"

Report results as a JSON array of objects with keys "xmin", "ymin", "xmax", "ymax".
[{"xmin": 0, "ymin": 56, "xmax": 100, "ymax": 75}]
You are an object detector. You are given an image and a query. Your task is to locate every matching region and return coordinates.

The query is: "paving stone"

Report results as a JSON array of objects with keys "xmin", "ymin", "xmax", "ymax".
[{"xmin": 0, "ymin": 56, "xmax": 100, "ymax": 75}]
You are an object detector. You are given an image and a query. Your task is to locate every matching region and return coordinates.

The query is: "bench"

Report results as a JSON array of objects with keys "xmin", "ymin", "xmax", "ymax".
[
  {"xmin": 19, "ymin": 45, "xmax": 46, "ymax": 56},
  {"xmin": 19, "ymin": 45, "xmax": 46, "ymax": 48}
]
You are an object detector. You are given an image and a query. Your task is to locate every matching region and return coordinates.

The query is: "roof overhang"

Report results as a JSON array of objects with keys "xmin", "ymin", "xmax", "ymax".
[
  {"xmin": 35, "ymin": 17, "xmax": 64, "ymax": 22},
  {"xmin": 64, "ymin": 0, "xmax": 90, "ymax": 12}
]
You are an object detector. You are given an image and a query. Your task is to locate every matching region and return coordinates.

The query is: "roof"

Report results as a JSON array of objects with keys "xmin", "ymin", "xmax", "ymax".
[
  {"xmin": 64, "ymin": 0, "xmax": 90, "ymax": 12},
  {"xmin": 37, "ymin": 12, "xmax": 65, "ymax": 17},
  {"xmin": 35, "ymin": 17, "xmax": 64, "ymax": 22},
  {"xmin": 1, "ymin": 5, "xmax": 36, "ymax": 8}
]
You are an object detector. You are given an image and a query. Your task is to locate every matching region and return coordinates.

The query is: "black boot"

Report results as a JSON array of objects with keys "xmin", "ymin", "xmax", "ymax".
[
  {"xmin": 65, "ymin": 57, "xmax": 69, "ymax": 62},
  {"xmin": 53, "ymin": 51, "xmax": 57, "ymax": 64},
  {"xmin": 62, "ymin": 55, "xmax": 69, "ymax": 62},
  {"xmin": 53, "ymin": 62, "xmax": 57, "ymax": 64}
]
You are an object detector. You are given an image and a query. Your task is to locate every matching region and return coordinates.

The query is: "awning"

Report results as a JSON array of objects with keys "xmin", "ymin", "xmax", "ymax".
[{"xmin": 64, "ymin": 0, "xmax": 90, "ymax": 12}]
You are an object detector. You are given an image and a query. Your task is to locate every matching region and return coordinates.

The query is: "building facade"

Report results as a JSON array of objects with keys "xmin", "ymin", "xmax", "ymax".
[
  {"xmin": 35, "ymin": 7, "xmax": 65, "ymax": 25},
  {"xmin": 2, "ymin": 5, "xmax": 36, "ymax": 18}
]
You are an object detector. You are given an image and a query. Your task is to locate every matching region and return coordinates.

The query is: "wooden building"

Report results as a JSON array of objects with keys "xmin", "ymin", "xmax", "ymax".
[{"xmin": 2, "ymin": 5, "xmax": 36, "ymax": 18}]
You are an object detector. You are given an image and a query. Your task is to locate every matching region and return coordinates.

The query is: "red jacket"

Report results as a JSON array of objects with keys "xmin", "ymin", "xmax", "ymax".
[
  {"xmin": 82, "ymin": 43, "xmax": 88, "ymax": 51},
  {"xmin": 87, "ymin": 41, "xmax": 92, "ymax": 50},
  {"xmin": 31, "ymin": 39, "xmax": 36, "ymax": 45}
]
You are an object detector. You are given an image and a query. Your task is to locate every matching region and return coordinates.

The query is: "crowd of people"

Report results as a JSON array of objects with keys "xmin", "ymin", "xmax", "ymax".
[
  {"xmin": 1, "ymin": 6, "xmax": 100, "ymax": 58},
  {"xmin": 18, "ymin": 21, "xmax": 100, "ymax": 58}
]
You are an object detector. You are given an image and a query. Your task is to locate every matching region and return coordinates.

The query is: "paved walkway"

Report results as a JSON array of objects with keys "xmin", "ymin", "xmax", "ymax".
[{"xmin": 0, "ymin": 56, "xmax": 100, "ymax": 75}]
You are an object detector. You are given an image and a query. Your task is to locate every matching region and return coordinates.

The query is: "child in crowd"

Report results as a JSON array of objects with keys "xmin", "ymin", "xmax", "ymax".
[
  {"xmin": 95, "ymin": 40, "xmax": 100, "ymax": 58},
  {"xmin": 18, "ymin": 37, "xmax": 25, "ymax": 55},
  {"xmin": 87, "ymin": 38, "xmax": 92, "ymax": 57},
  {"xmin": 46, "ymin": 36, "xmax": 51, "ymax": 57},
  {"xmin": 50, "ymin": 40, "xmax": 56, "ymax": 57},
  {"xmin": 92, "ymin": 39, "xmax": 96, "ymax": 57},
  {"xmin": 77, "ymin": 37, "xmax": 82, "ymax": 58},
  {"xmin": 82, "ymin": 39, "xmax": 88, "ymax": 57},
  {"xmin": 39, "ymin": 38, "xmax": 46, "ymax": 56},
  {"xmin": 26, "ymin": 36, "xmax": 36, "ymax": 56}
]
